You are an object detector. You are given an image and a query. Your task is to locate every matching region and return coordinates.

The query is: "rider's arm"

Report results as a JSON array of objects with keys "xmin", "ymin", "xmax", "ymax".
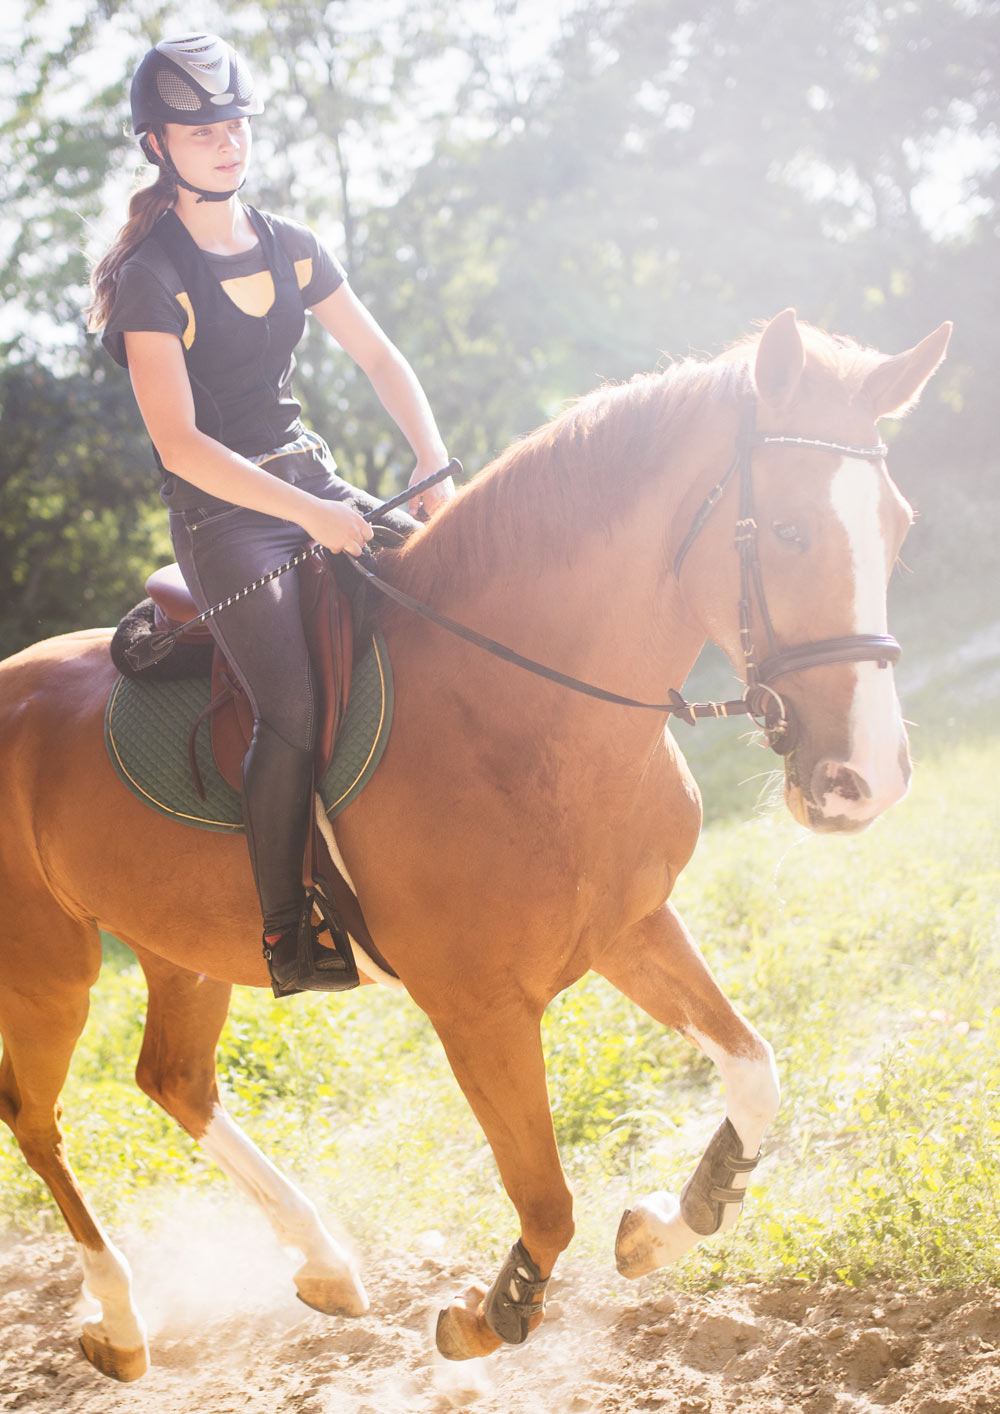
[
  {"xmin": 123, "ymin": 329, "xmax": 372, "ymax": 556},
  {"xmin": 309, "ymin": 283, "xmax": 454, "ymax": 515}
]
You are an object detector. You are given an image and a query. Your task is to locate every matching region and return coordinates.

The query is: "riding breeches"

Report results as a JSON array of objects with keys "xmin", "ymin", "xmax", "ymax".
[{"xmin": 167, "ymin": 434, "xmax": 415, "ymax": 929}]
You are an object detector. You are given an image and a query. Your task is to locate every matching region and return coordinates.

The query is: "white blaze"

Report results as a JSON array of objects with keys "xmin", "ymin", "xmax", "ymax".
[
  {"xmin": 824, "ymin": 459, "xmax": 908, "ymax": 819},
  {"xmin": 830, "ymin": 459, "xmax": 888, "ymax": 637}
]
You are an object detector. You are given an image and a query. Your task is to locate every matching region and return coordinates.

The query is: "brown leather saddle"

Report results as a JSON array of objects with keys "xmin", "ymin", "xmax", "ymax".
[{"xmin": 143, "ymin": 555, "xmax": 396, "ymax": 982}]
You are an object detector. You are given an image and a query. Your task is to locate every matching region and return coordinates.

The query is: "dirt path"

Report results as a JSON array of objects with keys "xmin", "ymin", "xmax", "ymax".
[{"xmin": 2, "ymin": 1222, "xmax": 998, "ymax": 1413}]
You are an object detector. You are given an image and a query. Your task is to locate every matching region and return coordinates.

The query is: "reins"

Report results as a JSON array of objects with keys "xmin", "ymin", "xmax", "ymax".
[
  {"xmin": 125, "ymin": 461, "xmax": 460, "ymax": 672},
  {"xmin": 129, "ymin": 414, "xmax": 903, "ymax": 753},
  {"xmin": 348, "ymin": 404, "xmax": 901, "ymax": 749},
  {"xmin": 345, "ymin": 553, "xmax": 747, "ymax": 722}
]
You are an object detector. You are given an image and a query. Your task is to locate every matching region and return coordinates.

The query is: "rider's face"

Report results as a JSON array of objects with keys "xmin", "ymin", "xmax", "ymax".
[{"xmin": 158, "ymin": 118, "xmax": 252, "ymax": 192}]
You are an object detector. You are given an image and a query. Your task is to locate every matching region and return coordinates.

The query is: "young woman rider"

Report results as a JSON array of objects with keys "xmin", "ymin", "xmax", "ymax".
[{"xmin": 89, "ymin": 35, "xmax": 454, "ymax": 997}]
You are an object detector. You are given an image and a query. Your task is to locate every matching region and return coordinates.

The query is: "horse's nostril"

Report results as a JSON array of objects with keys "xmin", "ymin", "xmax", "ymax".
[{"xmin": 812, "ymin": 761, "xmax": 872, "ymax": 806}]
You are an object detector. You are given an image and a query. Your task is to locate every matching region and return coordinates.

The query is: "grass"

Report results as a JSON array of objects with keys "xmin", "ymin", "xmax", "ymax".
[{"xmin": 0, "ymin": 734, "xmax": 998, "ymax": 1294}]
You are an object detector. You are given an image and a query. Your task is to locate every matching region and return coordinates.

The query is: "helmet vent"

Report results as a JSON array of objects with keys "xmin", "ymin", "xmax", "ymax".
[
  {"xmin": 156, "ymin": 71, "xmax": 202, "ymax": 111},
  {"xmin": 232, "ymin": 61, "xmax": 253, "ymax": 104}
]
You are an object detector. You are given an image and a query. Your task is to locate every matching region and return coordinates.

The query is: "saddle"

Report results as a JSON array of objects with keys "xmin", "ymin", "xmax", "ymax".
[
  {"xmin": 119, "ymin": 555, "xmax": 396, "ymax": 985},
  {"xmin": 143, "ymin": 556, "xmax": 353, "ymax": 796}
]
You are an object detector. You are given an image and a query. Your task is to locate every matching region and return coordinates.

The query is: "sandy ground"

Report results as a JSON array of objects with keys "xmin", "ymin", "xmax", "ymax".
[{"xmin": 2, "ymin": 1209, "xmax": 999, "ymax": 1414}]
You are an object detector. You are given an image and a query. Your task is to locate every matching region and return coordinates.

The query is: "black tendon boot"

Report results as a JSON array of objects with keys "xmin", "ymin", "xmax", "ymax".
[{"xmin": 242, "ymin": 721, "xmax": 358, "ymax": 998}]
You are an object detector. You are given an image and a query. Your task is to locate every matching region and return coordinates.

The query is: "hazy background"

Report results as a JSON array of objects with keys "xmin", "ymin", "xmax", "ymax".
[{"xmin": 1, "ymin": 0, "xmax": 996, "ymax": 791}]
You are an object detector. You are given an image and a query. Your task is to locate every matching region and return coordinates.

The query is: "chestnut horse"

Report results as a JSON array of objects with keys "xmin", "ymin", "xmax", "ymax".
[{"xmin": 0, "ymin": 311, "xmax": 950, "ymax": 1380}]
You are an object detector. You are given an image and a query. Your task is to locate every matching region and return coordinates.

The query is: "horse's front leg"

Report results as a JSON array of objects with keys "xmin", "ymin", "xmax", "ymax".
[
  {"xmin": 597, "ymin": 901, "xmax": 780, "ymax": 1277},
  {"xmin": 427, "ymin": 997, "xmax": 573, "ymax": 1361},
  {"xmin": 133, "ymin": 948, "xmax": 368, "ymax": 1317}
]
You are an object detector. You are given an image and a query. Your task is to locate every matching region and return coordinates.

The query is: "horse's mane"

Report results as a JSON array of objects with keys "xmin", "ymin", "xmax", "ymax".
[{"xmin": 389, "ymin": 323, "xmax": 881, "ymax": 603}]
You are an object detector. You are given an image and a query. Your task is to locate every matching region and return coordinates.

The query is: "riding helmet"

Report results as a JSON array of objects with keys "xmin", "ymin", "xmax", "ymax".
[{"xmin": 130, "ymin": 34, "xmax": 263, "ymax": 134}]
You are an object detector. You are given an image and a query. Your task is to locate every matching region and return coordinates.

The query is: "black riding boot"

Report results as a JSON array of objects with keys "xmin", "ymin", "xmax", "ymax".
[{"xmin": 241, "ymin": 720, "xmax": 357, "ymax": 997}]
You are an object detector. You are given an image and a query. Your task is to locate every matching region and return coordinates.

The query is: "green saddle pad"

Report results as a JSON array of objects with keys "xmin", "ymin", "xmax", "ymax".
[{"xmin": 105, "ymin": 631, "xmax": 393, "ymax": 832}]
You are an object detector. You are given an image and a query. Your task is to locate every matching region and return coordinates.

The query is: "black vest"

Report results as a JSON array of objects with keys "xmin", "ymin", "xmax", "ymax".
[{"xmin": 150, "ymin": 207, "xmax": 308, "ymax": 506}]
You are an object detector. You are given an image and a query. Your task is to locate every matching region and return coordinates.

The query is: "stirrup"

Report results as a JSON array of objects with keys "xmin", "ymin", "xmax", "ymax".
[{"xmin": 262, "ymin": 890, "xmax": 360, "ymax": 999}]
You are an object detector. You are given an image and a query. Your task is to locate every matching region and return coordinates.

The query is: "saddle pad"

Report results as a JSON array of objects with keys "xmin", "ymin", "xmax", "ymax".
[{"xmin": 105, "ymin": 632, "xmax": 393, "ymax": 832}]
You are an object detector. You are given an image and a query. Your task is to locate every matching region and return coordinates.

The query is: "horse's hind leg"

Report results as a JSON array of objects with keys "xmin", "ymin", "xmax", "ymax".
[
  {"xmin": 132, "ymin": 947, "xmax": 368, "ymax": 1316},
  {"xmin": 0, "ymin": 941, "xmax": 150, "ymax": 1381},
  {"xmin": 596, "ymin": 901, "xmax": 780, "ymax": 1278}
]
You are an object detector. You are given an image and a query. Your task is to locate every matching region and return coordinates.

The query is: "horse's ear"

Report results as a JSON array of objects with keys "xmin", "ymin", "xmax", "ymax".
[
  {"xmin": 753, "ymin": 309, "xmax": 805, "ymax": 409},
  {"xmin": 861, "ymin": 322, "xmax": 953, "ymax": 419}
]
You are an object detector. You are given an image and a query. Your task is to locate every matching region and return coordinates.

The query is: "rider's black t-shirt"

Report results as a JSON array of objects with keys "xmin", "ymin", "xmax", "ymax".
[{"xmin": 102, "ymin": 207, "xmax": 346, "ymax": 509}]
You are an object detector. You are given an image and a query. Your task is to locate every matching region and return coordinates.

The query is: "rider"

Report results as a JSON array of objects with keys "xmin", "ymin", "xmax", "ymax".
[{"xmin": 89, "ymin": 34, "xmax": 453, "ymax": 997}]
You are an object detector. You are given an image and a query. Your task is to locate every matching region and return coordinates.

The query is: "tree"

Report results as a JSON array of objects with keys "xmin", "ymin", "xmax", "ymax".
[
  {"xmin": 0, "ymin": 0, "xmax": 995, "ymax": 651},
  {"xmin": 0, "ymin": 352, "xmax": 168, "ymax": 655}
]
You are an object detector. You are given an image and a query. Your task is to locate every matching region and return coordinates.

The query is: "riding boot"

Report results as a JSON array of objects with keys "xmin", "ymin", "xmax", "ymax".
[{"xmin": 241, "ymin": 720, "xmax": 356, "ymax": 997}]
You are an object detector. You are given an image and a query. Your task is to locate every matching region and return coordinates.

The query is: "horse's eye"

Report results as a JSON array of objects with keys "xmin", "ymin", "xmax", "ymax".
[{"xmin": 772, "ymin": 520, "xmax": 803, "ymax": 546}]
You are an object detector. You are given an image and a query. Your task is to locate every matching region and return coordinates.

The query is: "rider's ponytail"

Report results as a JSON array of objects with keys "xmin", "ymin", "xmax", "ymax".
[{"xmin": 87, "ymin": 156, "xmax": 176, "ymax": 332}]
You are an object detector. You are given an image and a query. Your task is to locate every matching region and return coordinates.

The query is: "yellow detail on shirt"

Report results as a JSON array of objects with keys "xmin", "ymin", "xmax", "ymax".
[
  {"xmin": 219, "ymin": 270, "xmax": 276, "ymax": 318},
  {"xmin": 176, "ymin": 291, "xmax": 196, "ymax": 349},
  {"xmin": 294, "ymin": 257, "xmax": 313, "ymax": 290}
]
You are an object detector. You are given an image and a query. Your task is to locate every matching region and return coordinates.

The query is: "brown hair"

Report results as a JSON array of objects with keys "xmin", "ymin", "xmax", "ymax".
[{"xmin": 87, "ymin": 142, "xmax": 176, "ymax": 332}]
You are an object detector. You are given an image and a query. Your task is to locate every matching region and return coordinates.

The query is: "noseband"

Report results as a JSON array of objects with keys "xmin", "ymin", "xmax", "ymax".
[{"xmin": 674, "ymin": 404, "xmax": 900, "ymax": 752}]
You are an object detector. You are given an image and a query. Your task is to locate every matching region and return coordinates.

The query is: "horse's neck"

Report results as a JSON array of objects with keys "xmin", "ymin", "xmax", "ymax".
[{"xmin": 390, "ymin": 453, "xmax": 724, "ymax": 733}]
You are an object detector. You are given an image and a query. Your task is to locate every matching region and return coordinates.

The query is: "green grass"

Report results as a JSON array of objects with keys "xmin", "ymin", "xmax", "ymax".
[{"xmin": 1, "ymin": 736, "xmax": 998, "ymax": 1293}]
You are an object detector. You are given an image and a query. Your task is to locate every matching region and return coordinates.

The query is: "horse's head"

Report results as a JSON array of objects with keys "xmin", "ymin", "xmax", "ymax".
[{"xmin": 684, "ymin": 310, "xmax": 951, "ymax": 834}]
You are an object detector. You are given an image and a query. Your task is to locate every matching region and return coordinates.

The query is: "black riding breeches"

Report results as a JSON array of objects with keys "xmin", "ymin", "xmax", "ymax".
[{"xmin": 167, "ymin": 435, "xmax": 415, "ymax": 929}]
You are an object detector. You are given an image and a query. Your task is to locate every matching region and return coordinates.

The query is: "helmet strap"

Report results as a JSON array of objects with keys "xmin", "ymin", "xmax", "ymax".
[{"xmin": 141, "ymin": 130, "xmax": 245, "ymax": 205}]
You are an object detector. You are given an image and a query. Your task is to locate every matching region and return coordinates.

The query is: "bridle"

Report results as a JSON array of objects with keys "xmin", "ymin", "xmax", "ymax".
[
  {"xmin": 344, "ymin": 401, "xmax": 901, "ymax": 754},
  {"xmin": 672, "ymin": 403, "xmax": 900, "ymax": 751},
  {"xmin": 131, "ymin": 416, "xmax": 902, "ymax": 755}
]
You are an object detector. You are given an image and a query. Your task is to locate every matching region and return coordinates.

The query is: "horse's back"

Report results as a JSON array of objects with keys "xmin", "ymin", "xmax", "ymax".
[
  {"xmin": 0, "ymin": 629, "xmax": 118, "ymax": 811},
  {"xmin": 0, "ymin": 628, "xmax": 116, "ymax": 715}
]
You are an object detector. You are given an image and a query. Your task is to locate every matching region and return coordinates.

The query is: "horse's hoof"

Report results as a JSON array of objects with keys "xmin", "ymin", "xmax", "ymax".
[
  {"xmin": 435, "ymin": 1284, "xmax": 500, "ymax": 1361},
  {"xmin": 79, "ymin": 1327, "xmax": 150, "ymax": 1382},
  {"xmin": 615, "ymin": 1192, "xmax": 698, "ymax": 1278},
  {"xmin": 294, "ymin": 1262, "xmax": 369, "ymax": 1317}
]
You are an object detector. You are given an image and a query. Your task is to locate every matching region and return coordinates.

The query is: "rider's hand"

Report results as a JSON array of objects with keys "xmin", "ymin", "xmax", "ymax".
[
  {"xmin": 302, "ymin": 498, "xmax": 374, "ymax": 557},
  {"xmin": 408, "ymin": 459, "xmax": 456, "ymax": 517}
]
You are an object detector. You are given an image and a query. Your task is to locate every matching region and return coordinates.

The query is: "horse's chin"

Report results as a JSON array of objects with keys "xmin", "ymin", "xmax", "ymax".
[{"xmin": 785, "ymin": 782, "xmax": 874, "ymax": 835}]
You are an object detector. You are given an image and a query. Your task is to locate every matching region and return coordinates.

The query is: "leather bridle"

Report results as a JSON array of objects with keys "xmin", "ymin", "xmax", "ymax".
[
  {"xmin": 673, "ymin": 404, "xmax": 900, "ymax": 751},
  {"xmin": 129, "ymin": 419, "xmax": 903, "ymax": 754},
  {"xmin": 342, "ymin": 404, "xmax": 901, "ymax": 754}
]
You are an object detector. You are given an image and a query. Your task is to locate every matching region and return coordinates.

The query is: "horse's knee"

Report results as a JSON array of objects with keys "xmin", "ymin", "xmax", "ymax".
[
  {"xmin": 727, "ymin": 1040, "xmax": 780, "ymax": 1143},
  {"xmin": 15, "ymin": 1120, "xmax": 68, "ymax": 1181}
]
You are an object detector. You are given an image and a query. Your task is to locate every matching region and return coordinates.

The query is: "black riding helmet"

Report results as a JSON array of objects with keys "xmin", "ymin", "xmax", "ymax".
[{"xmin": 130, "ymin": 35, "xmax": 263, "ymax": 203}]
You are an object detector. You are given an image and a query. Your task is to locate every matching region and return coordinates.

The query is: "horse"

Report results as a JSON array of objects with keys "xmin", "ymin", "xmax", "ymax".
[{"xmin": 0, "ymin": 309, "xmax": 950, "ymax": 1381}]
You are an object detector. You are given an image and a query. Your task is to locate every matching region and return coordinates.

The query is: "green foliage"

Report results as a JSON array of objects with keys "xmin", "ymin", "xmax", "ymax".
[
  {"xmin": 0, "ymin": 0, "xmax": 996, "ymax": 652},
  {"xmin": 0, "ymin": 354, "xmax": 169, "ymax": 654},
  {"xmin": 1, "ymin": 737, "xmax": 997, "ymax": 1292}
]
